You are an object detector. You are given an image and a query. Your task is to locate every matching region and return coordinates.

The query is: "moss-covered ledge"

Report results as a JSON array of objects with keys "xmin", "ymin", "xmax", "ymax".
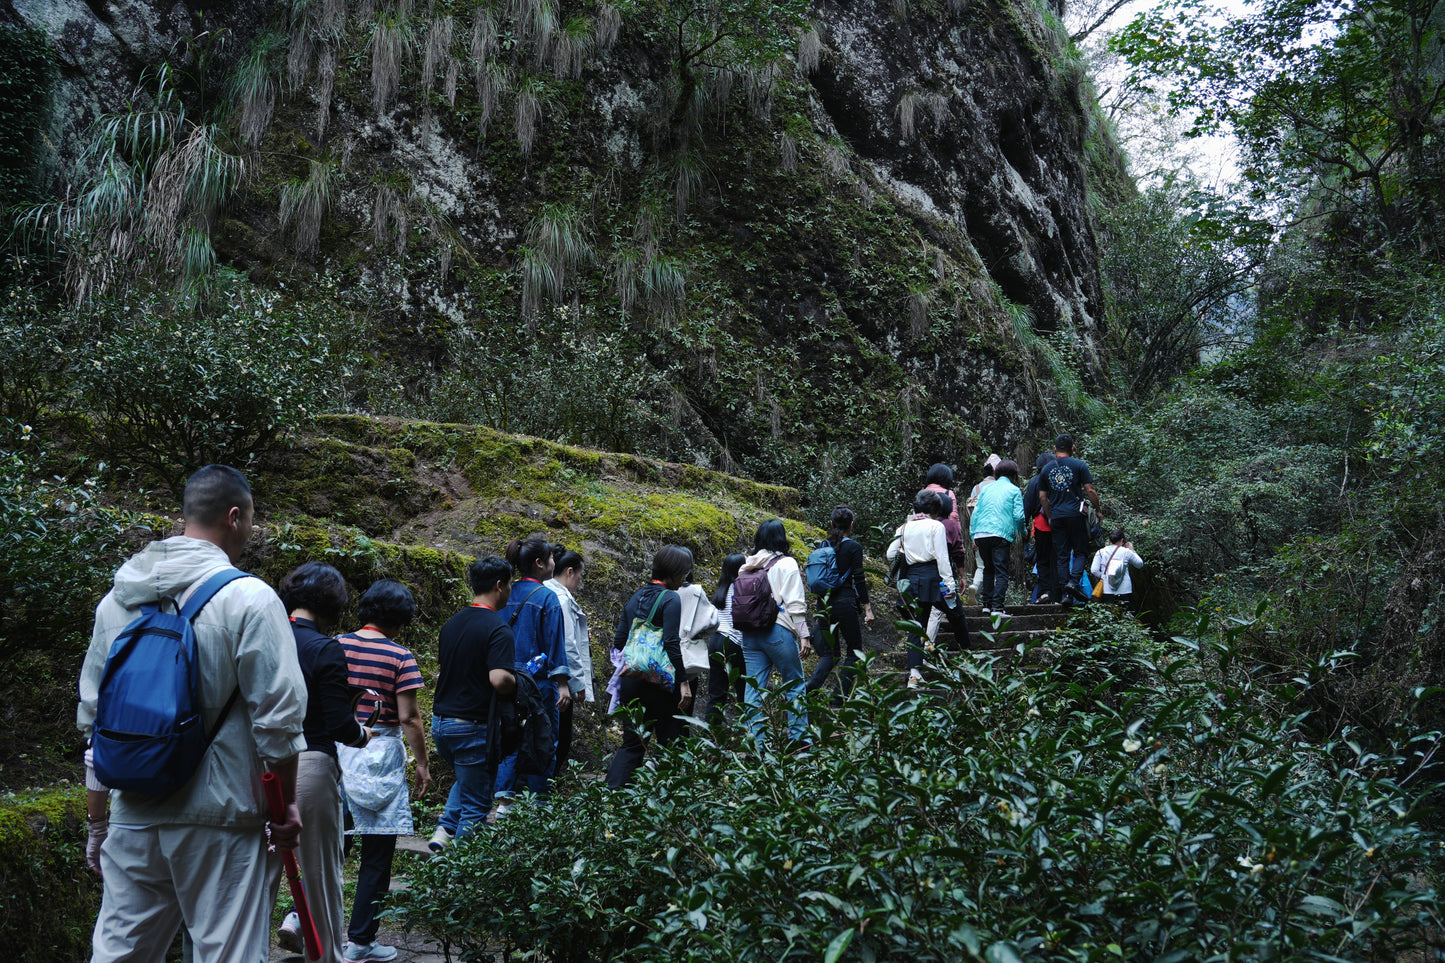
[{"xmin": 0, "ymin": 786, "xmax": 98, "ymax": 962}]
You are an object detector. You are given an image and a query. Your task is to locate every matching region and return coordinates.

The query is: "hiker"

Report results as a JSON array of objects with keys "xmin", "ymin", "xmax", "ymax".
[
  {"xmin": 1023, "ymin": 453, "xmax": 1057, "ymax": 603},
  {"xmin": 965, "ymin": 453, "xmax": 1002, "ymax": 599},
  {"xmin": 545, "ymin": 546, "xmax": 593, "ymax": 774},
  {"xmin": 606, "ymin": 545, "xmax": 694, "ymax": 787},
  {"xmin": 736, "ymin": 520, "xmax": 813, "ymax": 752},
  {"xmin": 921, "ymin": 464, "xmax": 965, "ymax": 644},
  {"xmin": 1090, "ymin": 530, "xmax": 1144, "ymax": 610},
  {"xmin": 430, "ymin": 557, "xmax": 518, "ymax": 846},
  {"xmin": 336, "ymin": 579, "xmax": 428, "ymax": 963},
  {"xmin": 78, "ymin": 464, "xmax": 306, "ymax": 963},
  {"xmin": 805, "ymin": 506, "xmax": 875, "ymax": 699},
  {"xmin": 888, "ymin": 489, "xmax": 973, "ymax": 688},
  {"xmin": 969, "ymin": 461, "xmax": 1026, "ymax": 618},
  {"xmin": 493, "ymin": 536, "xmax": 571, "ymax": 814},
  {"xmin": 704, "ymin": 553, "xmax": 747, "ymax": 726},
  {"xmin": 278, "ymin": 562, "xmax": 372, "ymax": 963},
  {"xmin": 1038, "ymin": 434, "xmax": 1102, "ymax": 609}
]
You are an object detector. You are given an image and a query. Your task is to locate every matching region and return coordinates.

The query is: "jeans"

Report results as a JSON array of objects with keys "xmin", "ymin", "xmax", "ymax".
[
  {"xmin": 495, "ymin": 672, "xmax": 560, "ymax": 800},
  {"xmin": 705, "ymin": 633, "xmax": 746, "ymax": 725},
  {"xmin": 605, "ymin": 676, "xmax": 683, "ymax": 788},
  {"xmin": 1052, "ymin": 515, "xmax": 1090, "ymax": 604},
  {"xmin": 432, "ymin": 715, "xmax": 493, "ymax": 840},
  {"xmin": 975, "ymin": 536, "xmax": 1012, "ymax": 610},
  {"xmin": 805, "ymin": 590, "xmax": 864, "ymax": 699},
  {"xmin": 740, "ymin": 622, "xmax": 809, "ymax": 748}
]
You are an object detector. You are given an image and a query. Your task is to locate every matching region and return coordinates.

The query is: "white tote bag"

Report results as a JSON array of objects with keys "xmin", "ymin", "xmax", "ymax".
[{"xmin": 676, "ymin": 583, "xmax": 720, "ymax": 678}]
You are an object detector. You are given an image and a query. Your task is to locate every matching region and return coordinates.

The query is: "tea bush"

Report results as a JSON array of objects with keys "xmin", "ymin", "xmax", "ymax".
[
  {"xmin": 394, "ymin": 613, "xmax": 1440, "ymax": 961},
  {"xmin": 75, "ymin": 279, "xmax": 354, "ymax": 491}
]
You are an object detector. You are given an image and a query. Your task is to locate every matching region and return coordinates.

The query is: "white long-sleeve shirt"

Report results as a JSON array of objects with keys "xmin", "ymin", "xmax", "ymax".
[
  {"xmin": 887, "ymin": 515, "xmax": 957, "ymax": 594},
  {"xmin": 1090, "ymin": 546, "xmax": 1144, "ymax": 595},
  {"xmin": 741, "ymin": 550, "xmax": 810, "ymax": 640}
]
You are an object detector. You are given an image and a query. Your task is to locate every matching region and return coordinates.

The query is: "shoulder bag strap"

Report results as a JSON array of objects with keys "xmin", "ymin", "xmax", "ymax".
[
  {"xmin": 508, "ymin": 581, "xmax": 545, "ymax": 628},
  {"xmin": 643, "ymin": 588, "xmax": 670, "ymax": 628}
]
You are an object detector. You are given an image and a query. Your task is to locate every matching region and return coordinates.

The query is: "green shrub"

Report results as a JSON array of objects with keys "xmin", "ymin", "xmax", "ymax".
[
  {"xmin": 395, "ymin": 614, "xmax": 1440, "ymax": 961},
  {"xmin": 75, "ymin": 280, "xmax": 352, "ymax": 490},
  {"xmin": 0, "ymin": 787, "xmax": 99, "ymax": 963}
]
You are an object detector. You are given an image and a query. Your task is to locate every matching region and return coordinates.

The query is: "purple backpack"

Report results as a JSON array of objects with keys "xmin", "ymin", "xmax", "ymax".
[{"xmin": 731, "ymin": 555, "xmax": 783, "ymax": 632}]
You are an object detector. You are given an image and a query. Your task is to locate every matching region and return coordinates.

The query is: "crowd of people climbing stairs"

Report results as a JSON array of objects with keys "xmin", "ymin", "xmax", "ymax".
[{"xmin": 74, "ymin": 433, "xmax": 1144, "ymax": 963}]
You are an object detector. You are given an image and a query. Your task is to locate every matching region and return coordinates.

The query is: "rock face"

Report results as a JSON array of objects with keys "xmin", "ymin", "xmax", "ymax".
[
  {"xmin": 9, "ymin": 0, "xmax": 1120, "ymax": 497},
  {"xmin": 811, "ymin": 0, "xmax": 1105, "ymax": 348}
]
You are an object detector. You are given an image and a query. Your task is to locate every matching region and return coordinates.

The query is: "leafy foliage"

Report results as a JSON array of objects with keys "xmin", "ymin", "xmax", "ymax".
[
  {"xmin": 0, "ymin": 25, "xmax": 52, "ymax": 214},
  {"xmin": 396, "ymin": 611, "xmax": 1441, "ymax": 961}
]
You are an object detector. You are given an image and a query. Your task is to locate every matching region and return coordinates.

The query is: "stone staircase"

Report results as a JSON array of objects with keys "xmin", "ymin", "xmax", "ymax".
[{"xmin": 867, "ymin": 602, "xmax": 1078, "ymax": 677}]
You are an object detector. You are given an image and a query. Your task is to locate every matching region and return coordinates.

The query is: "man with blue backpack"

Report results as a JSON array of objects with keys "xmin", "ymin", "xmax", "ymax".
[{"xmin": 77, "ymin": 465, "xmax": 307, "ymax": 963}]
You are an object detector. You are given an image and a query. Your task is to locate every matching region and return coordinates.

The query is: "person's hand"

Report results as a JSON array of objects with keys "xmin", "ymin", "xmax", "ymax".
[
  {"xmin": 86, "ymin": 816, "xmax": 107, "ymax": 876},
  {"xmin": 413, "ymin": 762, "xmax": 431, "ymax": 800},
  {"xmin": 556, "ymin": 686, "xmax": 573, "ymax": 710},
  {"xmin": 677, "ymin": 681, "xmax": 693, "ymax": 710},
  {"xmin": 799, "ymin": 636, "xmax": 813, "ymax": 658},
  {"xmin": 267, "ymin": 802, "xmax": 303, "ymax": 853},
  {"xmin": 863, "ymin": 604, "xmax": 875, "ymax": 627}
]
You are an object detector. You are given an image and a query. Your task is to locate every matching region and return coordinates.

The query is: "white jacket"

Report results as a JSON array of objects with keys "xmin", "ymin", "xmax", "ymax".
[
  {"xmin": 741, "ymin": 550, "xmax": 810, "ymax": 640},
  {"xmin": 1090, "ymin": 546, "xmax": 1144, "ymax": 595},
  {"xmin": 887, "ymin": 515, "xmax": 957, "ymax": 595},
  {"xmin": 77, "ymin": 536, "xmax": 307, "ymax": 828},
  {"xmin": 545, "ymin": 577, "xmax": 594, "ymax": 701}
]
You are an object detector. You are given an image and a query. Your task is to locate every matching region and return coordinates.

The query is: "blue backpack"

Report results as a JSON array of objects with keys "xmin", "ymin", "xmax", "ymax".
[
  {"xmin": 805, "ymin": 541, "xmax": 848, "ymax": 594},
  {"xmin": 92, "ymin": 569, "xmax": 253, "ymax": 796}
]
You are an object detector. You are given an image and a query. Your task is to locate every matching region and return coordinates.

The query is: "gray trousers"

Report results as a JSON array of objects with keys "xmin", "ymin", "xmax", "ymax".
[
  {"xmin": 295, "ymin": 750, "xmax": 347, "ymax": 963},
  {"xmin": 91, "ymin": 821, "xmax": 280, "ymax": 963}
]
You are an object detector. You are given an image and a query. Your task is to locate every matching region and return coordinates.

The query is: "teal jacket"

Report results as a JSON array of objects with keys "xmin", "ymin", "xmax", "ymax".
[{"xmin": 969, "ymin": 479, "xmax": 1025, "ymax": 542}]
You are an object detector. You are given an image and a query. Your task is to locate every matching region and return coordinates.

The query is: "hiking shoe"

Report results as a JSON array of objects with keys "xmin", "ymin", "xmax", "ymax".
[
  {"xmin": 343, "ymin": 941, "xmax": 398, "ymax": 963},
  {"xmin": 991, "ymin": 608, "xmax": 1009, "ymax": 620},
  {"xmin": 907, "ymin": 670, "xmax": 923, "ymax": 690},
  {"xmin": 277, "ymin": 912, "xmax": 302, "ymax": 954},
  {"xmin": 1065, "ymin": 583, "xmax": 1090, "ymax": 604},
  {"xmin": 979, "ymin": 606, "xmax": 991, "ymax": 615},
  {"xmin": 427, "ymin": 824, "xmax": 453, "ymax": 854}
]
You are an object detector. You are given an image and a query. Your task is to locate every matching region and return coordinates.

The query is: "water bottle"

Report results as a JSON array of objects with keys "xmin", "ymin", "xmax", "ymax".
[
  {"xmin": 940, "ymin": 580, "xmax": 958, "ymax": 609},
  {"xmin": 525, "ymin": 653, "xmax": 546, "ymax": 675}
]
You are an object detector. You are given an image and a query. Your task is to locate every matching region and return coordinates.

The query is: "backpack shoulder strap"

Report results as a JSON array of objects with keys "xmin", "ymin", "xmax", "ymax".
[{"xmin": 178, "ymin": 569, "xmax": 253, "ymax": 620}]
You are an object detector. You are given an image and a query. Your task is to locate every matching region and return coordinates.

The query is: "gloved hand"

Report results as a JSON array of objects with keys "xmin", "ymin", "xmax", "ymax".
[{"xmin": 86, "ymin": 816, "xmax": 108, "ymax": 875}]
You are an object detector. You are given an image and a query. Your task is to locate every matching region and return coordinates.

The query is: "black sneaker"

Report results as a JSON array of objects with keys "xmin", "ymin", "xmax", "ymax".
[{"xmin": 1065, "ymin": 583, "xmax": 1090, "ymax": 604}]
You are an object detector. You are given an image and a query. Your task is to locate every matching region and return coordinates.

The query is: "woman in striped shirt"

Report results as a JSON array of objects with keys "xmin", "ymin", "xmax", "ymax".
[{"xmin": 337, "ymin": 579, "xmax": 427, "ymax": 963}]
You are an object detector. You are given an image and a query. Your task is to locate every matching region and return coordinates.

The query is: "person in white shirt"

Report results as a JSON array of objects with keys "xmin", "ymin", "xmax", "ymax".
[
  {"xmin": 1090, "ymin": 529, "xmax": 1144, "ymax": 611},
  {"xmin": 736, "ymin": 520, "xmax": 813, "ymax": 752},
  {"xmin": 887, "ymin": 490, "xmax": 973, "ymax": 688},
  {"xmin": 545, "ymin": 546, "xmax": 593, "ymax": 774}
]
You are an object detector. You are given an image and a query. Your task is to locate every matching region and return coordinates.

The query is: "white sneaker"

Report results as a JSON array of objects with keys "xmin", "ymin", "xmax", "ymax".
[
  {"xmin": 907, "ymin": 670, "xmax": 923, "ymax": 690},
  {"xmin": 343, "ymin": 941, "xmax": 398, "ymax": 963},
  {"xmin": 277, "ymin": 912, "xmax": 302, "ymax": 954},
  {"xmin": 979, "ymin": 606, "xmax": 992, "ymax": 615},
  {"xmin": 427, "ymin": 824, "xmax": 453, "ymax": 853}
]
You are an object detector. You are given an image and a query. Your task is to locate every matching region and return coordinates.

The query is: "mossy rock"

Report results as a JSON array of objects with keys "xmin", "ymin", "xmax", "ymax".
[{"xmin": 0, "ymin": 787, "xmax": 98, "ymax": 963}]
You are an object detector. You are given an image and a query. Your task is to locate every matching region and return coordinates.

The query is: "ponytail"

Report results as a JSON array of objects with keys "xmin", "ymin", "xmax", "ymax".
[
  {"xmin": 827, "ymin": 505, "xmax": 855, "ymax": 546},
  {"xmin": 505, "ymin": 535, "xmax": 553, "ymax": 576}
]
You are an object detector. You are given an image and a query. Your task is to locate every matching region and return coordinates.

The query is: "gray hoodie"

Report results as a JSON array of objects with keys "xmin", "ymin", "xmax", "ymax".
[{"xmin": 78, "ymin": 536, "xmax": 307, "ymax": 828}]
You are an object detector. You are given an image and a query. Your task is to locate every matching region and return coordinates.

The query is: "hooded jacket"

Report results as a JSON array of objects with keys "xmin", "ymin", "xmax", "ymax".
[{"xmin": 77, "ymin": 536, "xmax": 307, "ymax": 828}]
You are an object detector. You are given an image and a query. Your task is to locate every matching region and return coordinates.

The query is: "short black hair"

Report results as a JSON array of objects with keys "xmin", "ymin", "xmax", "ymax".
[
  {"xmin": 753, "ymin": 518, "xmax": 791, "ymax": 554},
  {"xmin": 468, "ymin": 556, "xmax": 512, "ymax": 595},
  {"xmin": 182, "ymin": 465, "xmax": 252, "ymax": 525},
  {"xmin": 278, "ymin": 562, "xmax": 349, "ymax": 623},
  {"xmin": 925, "ymin": 463, "xmax": 954, "ymax": 487},
  {"xmin": 1110, "ymin": 528, "xmax": 1127, "ymax": 544},
  {"xmin": 1055, "ymin": 434, "xmax": 1075, "ymax": 454},
  {"xmin": 357, "ymin": 579, "xmax": 416, "ymax": 629},
  {"xmin": 913, "ymin": 488, "xmax": 943, "ymax": 515},
  {"xmin": 1035, "ymin": 453, "xmax": 1054, "ymax": 474},
  {"xmin": 651, "ymin": 545, "xmax": 694, "ymax": 584}
]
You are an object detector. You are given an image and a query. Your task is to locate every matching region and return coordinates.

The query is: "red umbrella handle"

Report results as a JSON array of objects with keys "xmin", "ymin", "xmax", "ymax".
[{"xmin": 263, "ymin": 772, "xmax": 322, "ymax": 961}]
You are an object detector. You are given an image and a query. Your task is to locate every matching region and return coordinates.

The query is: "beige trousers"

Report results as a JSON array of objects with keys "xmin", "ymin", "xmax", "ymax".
[
  {"xmin": 91, "ymin": 821, "xmax": 280, "ymax": 963},
  {"xmin": 295, "ymin": 750, "xmax": 347, "ymax": 963}
]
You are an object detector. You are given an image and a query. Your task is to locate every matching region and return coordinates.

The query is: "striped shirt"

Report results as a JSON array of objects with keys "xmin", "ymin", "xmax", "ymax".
[{"xmin": 338, "ymin": 633, "xmax": 424, "ymax": 727}]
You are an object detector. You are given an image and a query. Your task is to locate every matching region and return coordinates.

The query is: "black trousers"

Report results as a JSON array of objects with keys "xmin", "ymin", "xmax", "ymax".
[
  {"xmin": 555, "ymin": 699, "xmax": 574, "ymax": 773},
  {"xmin": 344, "ymin": 833, "xmax": 398, "ymax": 944},
  {"xmin": 606, "ymin": 676, "xmax": 683, "ymax": 788},
  {"xmin": 805, "ymin": 589, "xmax": 864, "ymax": 698},
  {"xmin": 1052, "ymin": 515, "xmax": 1090, "ymax": 603},
  {"xmin": 705, "ymin": 632, "xmax": 746, "ymax": 725}
]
